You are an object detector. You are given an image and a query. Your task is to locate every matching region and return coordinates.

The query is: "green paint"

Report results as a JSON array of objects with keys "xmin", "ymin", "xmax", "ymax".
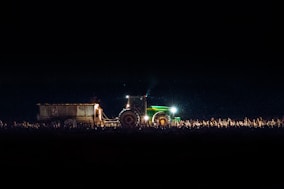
[{"xmin": 146, "ymin": 105, "xmax": 172, "ymax": 118}]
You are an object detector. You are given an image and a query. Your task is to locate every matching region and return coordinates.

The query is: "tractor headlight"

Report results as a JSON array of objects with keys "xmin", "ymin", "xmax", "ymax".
[{"xmin": 170, "ymin": 106, "xmax": 177, "ymax": 114}]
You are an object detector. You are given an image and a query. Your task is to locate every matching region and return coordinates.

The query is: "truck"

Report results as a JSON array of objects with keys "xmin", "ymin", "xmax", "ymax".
[{"xmin": 118, "ymin": 95, "xmax": 179, "ymax": 127}]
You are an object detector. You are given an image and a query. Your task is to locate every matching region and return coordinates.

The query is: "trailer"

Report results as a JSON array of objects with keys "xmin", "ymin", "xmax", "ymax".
[{"xmin": 36, "ymin": 103, "xmax": 104, "ymax": 127}]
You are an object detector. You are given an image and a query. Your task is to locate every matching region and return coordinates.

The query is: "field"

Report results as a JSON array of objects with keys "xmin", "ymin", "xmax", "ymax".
[{"xmin": 1, "ymin": 126, "xmax": 284, "ymax": 187}]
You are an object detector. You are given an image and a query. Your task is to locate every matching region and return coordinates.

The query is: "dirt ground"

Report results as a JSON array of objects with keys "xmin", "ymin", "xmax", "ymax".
[{"xmin": 1, "ymin": 127, "xmax": 284, "ymax": 188}]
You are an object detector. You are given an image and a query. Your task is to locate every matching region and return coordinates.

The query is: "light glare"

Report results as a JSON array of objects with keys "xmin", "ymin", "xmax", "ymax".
[
  {"xmin": 144, "ymin": 115, "xmax": 149, "ymax": 121},
  {"xmin": 170, "ymin": 106, "xmax": 177, "ymax": 114}
]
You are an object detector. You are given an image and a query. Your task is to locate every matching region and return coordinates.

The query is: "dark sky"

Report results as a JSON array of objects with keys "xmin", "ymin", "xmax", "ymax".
[{"xmin": 1, "ymin": 4, "xmax": 283, "ymax": 121}]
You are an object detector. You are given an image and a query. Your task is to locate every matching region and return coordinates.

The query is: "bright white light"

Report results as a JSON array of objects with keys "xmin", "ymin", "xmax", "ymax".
[
  {"xmin": 144, "ymin": 115, "xmax": 149, "ymax": 121},
  {"xmin": 170, "ymin": 106, "xmax": 177, "ymax": 114},
  {"xmin": 126, "ymin": 95, "xmax": 129, "ymax": 99}
]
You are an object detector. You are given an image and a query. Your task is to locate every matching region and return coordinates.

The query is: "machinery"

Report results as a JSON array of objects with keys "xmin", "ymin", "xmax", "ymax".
[
  {"xmin": 36, "ymin": 95, "xmax": 179, "ymax": 128},
  {"xmin": 118, "ymin": 95, "xmax": 179, "ymax": 127}
]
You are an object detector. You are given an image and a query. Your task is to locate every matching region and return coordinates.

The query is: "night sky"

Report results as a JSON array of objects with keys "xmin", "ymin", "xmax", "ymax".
[{"xmin": 1, "ymin": 5, "xmax": 283, "ymax": 121}]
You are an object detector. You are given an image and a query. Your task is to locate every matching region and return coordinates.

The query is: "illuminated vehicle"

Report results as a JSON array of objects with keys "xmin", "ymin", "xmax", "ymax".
[
  {"xmin": 36, "ymin": 95, "xmax": 180, "ymax": 128},
  {"xmin": 118, "ymin": 95, "xmax": 179, "ymax": 127}
]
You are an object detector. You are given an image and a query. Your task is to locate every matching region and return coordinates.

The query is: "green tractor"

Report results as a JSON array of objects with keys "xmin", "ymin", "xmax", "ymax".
[{"xmin": 118, "ymin": 95, "xmax": 179, "ymax": 127}]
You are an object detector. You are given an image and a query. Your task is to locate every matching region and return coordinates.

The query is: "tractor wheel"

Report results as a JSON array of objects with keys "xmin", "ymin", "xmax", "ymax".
[
  {"xmin": 152, "ymin": 112, "xmax": 171, "ymax": 127},
  {"xmin": 64, "ymin": 118, "xmax": 77, "ymax": 128},
  {"xmin": 118, "ymin": 109, "xmax": 140, "ymax": 128}
]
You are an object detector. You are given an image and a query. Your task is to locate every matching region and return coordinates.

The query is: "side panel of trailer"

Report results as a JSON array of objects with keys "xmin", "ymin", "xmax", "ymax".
[{"xmin": 37, "ymin": 103, "xmax": 103, "ymax": 126}]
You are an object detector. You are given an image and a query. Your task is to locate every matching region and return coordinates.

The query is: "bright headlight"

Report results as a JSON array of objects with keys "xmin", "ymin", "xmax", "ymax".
[
  {"xmin": 170, "ymin": 106, "xmax": 177, "ymax": 114},
  {"xmin": 144, "ymin": 115, "xmax": 149, "ymax": 121}
]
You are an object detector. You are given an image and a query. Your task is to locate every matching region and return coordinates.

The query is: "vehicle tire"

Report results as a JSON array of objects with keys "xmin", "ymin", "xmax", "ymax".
[
  {"xmin": 152, "ymin": 112, "xmax": 170, "ymax": 126},
  {"xmin": 64, "ymin": 118, "xmax": 77, "ymax": 128},
  {"xmin": 118, "ymin": 109, "xmax": 140, "ymax": 127}
]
